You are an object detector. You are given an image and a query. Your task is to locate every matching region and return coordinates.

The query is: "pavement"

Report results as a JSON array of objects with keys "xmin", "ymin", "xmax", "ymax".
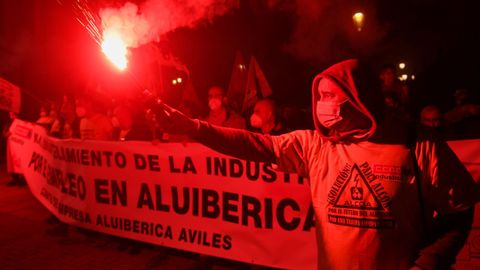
[{"xmin": 0, "ymin": 161, "xmax": 254, "ymax": 270}]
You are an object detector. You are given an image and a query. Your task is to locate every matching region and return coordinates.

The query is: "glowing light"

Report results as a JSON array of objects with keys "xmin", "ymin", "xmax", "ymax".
[
  {"xmin": 401, "ymin": 74, "xmax": 408, "ymax": 80},
  {"xmin": 239, "ymin": 64, "xmax": 246, "ymax": 71},
  {"xmin": 172, "ymin": 79, "xmax": 177, "ymax": 85},
  {"xmin": 177, "ymin": 77, "xmax": 182, "ymax": 83},
  {"xmin": 101, "ymin": 32, "xmax": 128, "ymax": 70},
  {"xmin": 352, "ymin": 12, "xmax": 365, "ymax": 32},
  {"xmin": 399, "ymin": 63, "xmax": 406, "ymax": 69},
  {"xmin": 411, "ymin": 75, "xmax": 415, "ymax": 80}
]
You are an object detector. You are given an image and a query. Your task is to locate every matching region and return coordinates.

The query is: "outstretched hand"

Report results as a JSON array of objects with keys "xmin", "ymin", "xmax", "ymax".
[{"xmin": 153, "ymin": 101, "xmax": 198, "ymax": 135}]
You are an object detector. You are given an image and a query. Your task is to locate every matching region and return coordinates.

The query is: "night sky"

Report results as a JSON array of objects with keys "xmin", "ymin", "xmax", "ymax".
[{"xmin": 1, "ymin": 0, "xmax": 479, "ymax": 120}]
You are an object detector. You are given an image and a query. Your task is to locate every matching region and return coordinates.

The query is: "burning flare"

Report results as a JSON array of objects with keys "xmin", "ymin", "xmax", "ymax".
[{"xmin": 101, "ymin": 31, "xmax": 128, "ymax": 70}]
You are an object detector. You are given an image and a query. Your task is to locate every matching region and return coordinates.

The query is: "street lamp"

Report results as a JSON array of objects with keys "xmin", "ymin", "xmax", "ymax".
[{"xmin": 352, "ymin": 12, "xmax": 365, "ymax": 32}]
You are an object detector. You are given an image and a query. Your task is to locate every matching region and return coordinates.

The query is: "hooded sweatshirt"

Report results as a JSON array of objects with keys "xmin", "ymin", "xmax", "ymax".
[{"xmin": 192, "ymin": 59, "xmax": 478, "ymax": 270}]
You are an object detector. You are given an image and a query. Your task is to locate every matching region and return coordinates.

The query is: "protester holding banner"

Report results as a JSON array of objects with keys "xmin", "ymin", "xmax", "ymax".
[
  {"xmin": 35, "ymin": 103, "xmax": 56, "ymax": 131},
  {"xmin": 46, "ymin": 97, "xmax": 81, "ymax": 236},
  {"xmin": 50, "ymin": 97, "xmax": 80, "ymax": 139},
  {"xmin": 75, "ymin": 94, "xmax": 113, "ymax": 141},
  {"xmin": 3, "ymin": 111, "xmax": 26, "ymax": 186},
  {"xmin": 154, "ymin": 59, "xmax": 479, "ymax": 269}
]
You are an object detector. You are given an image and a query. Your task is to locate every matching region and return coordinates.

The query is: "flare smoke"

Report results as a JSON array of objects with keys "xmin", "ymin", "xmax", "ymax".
[{"xmin": 99, "ymin": 0, "xmax": 238, "ymax": 48}]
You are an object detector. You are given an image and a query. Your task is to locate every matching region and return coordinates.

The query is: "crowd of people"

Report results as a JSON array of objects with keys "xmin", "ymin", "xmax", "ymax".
[
  {"xmin": 5, "ymin": 62, "xmax": 476, "ymax": 150},
  {"xmin": 1, "ymin": 58, "xmax": 480, "ymax": 269},
  {"xmin": 1, "ymin": 82, "xmax": 296, "ymax": 269}
]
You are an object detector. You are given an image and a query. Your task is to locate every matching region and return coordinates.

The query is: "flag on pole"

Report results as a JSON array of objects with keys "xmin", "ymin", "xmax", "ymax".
[
  {"xmin": 0, "ymin": 76, "xmax": 21, "ymax": 113},
  {"xmin": 242, "ymin": 56, "xmax": 272, "ymax": 113},
  {"xmin": 226, "ymin": 50, "xmax": 248, "ymax": 112}
]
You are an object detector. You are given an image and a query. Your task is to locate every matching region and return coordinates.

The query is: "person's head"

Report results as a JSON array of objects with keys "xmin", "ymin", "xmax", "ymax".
[
  {"xmin": 39, "ymin": 104, "xmax": 50, "ymax": 117},
  {"xmin": 49, "ymin": 103, "xmax": 59, "ymax": 119},
  {"xmin": 315, "ymin": 77, "xmax": 373, "ymax": 136},
  {"xmin": 207, "ymin": 86, "xmax": 227, "ymax": 112},
  {"xmin": 312, "ymin": 59, "xmax": 381, "ymax": 142},
  {"xmin": 75, "ymin": 95, "xmax": 93, "ymax": 118},
  {"xmin": 60, "ymin": 101, "xmax": 76, "ymax": 121},
  {"xmin": 315, "ymin": 78, "xmax": 349, "ymax": 129},
  {"xmin": 420, "ymin": 105, "xmax": 442, "ymax": 128},
  {"xmin": 379, "ymin": 64, "xmax": 396, "ymax": 87},
  {"xmin": 250, "ymin": 99, "xmax": 278, "ymax": 132},
  {"xmin": 454, "ymin": 88, "xmax": 470, "ymax": 106},
  {"xmin": 75, "ymin": 94, "xmax": 107, "ymax": 118}
]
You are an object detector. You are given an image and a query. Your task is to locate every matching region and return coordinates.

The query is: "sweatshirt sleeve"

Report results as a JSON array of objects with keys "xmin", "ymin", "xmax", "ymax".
[
  {"xmin": 192, "ymin": 121, "xmax": 312, "ymax": 177},
  {"xmin": 269, "ymin": 130, "xmax": 314, "ymax": 177},
  {"xmin": 192, "ymin": 120, "xmax": 277, "ymax": 163},
  {"xmin": 416, "ymin": 139, "xmax": 479, "ymax": 214}
]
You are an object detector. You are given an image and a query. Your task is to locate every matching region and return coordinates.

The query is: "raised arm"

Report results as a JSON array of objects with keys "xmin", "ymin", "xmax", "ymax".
[
  {"xmin": 154, "ymin": 101, "xmax": 276, "ymax": 163},
  {"xmin": 193, "ymin": 121, "xmax": 276, "ymax": 163}
]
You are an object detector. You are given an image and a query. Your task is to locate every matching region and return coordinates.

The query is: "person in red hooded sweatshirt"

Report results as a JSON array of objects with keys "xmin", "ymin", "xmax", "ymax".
[{"xmin": 153, "ymin": 59, "xmax": 478, "ymax": 270}]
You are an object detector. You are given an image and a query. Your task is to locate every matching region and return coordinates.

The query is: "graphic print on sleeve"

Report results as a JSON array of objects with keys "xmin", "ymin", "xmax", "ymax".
[{"xmin": 327, "ymin": 162, "xmax": 395, "ymax": 229}]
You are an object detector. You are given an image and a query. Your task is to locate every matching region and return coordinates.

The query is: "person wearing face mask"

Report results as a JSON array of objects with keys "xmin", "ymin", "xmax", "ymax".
[
  {"xmin": 201, "ymin": 86, "xmax": 246, "ymax": 129},
  {"xmin": 75, "ymin": 94, "xmax": 113, "ymax": 141},
  {"xmin": 36, "ymin": 103, "xmax": 55, "ymax": 131},
  {"xmin": 250, "ymin": 98, "xmax": 288, "ymax": 135},
  {"xmin": 50, "ymin": 96, "xmax": 80, "ymax": 139},
  {"xmin": 45, "ymin": 98, "xmax": 81, "ymax": 237},
  {"xmin": 3, "ymin": 111, "xmax": 26, "ymax": 187},
  {"xmin": 152, "ymin": 59, "xmax": 478, "ymax": 270},
  {"xmin": 420, "ymin": 105, "xmax": 442, "ymax": 129}
]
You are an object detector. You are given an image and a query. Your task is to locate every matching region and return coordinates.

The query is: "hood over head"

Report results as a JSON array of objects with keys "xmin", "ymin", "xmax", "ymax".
[{"xmin": 312, "ymin": 59, "xmax": 385, "ymax": 142}]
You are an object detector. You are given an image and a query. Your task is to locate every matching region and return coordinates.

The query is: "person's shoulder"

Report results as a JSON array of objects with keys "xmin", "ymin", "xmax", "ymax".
[
  {"xmin": 273, "ymin": 129, "xmax": 319, "ymax": 142},
  {"xmin": 226, "ymin": 109, "xmax": 246, "ymax": 128}
]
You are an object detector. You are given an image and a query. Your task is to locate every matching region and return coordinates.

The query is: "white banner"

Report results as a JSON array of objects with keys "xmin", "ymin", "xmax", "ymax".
[
  {"xmin": 8, "ymin": 120, "xmax": 317, "ymax": 269},
  {"xmin": 7, "ymin": 120, "xmax": 480, "ymax": 269},
  {"xmin": 0, "ymin": 76, "xmax": 21, "ymax": 113}
]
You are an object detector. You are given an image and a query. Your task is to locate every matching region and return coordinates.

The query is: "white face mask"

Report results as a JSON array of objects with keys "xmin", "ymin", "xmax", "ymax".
[
  {"xmin": 76, "ymin": 107, "xmax": 87, "ymax": 118},
  {"xmin": 316, "ymin": 100, "xmax": 347, "ymax": 128},
  {"xmin": 250, "ymin": 114, "xmax": 263, "ymax": 128},
  {"xmin": 208, "ymin": 98, "xmax": 222, "ymax": 111}
]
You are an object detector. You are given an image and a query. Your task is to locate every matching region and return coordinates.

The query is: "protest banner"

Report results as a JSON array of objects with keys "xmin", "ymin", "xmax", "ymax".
[
  {"xmin": 7, "ymin": 119, "xmax": 317, "ymax": 269},
  {"xmin": 7, "ymin": 119, "xmax": 480, "ymax": 269},
  {"xmin": 0, "ymin": 77, "xmax": 21, "ymax": 113}
]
